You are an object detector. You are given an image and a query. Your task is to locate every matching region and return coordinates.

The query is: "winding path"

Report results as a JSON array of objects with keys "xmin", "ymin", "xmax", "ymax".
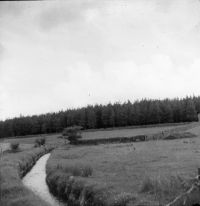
[{"xmin": 22, "ymin": 153, "xmax": 64, "ymax": 206}]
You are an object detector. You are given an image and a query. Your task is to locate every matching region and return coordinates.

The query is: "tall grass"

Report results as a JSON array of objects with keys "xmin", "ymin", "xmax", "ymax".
[
  {"xmin": 56, "ymin": 163, "xmax": 93, "ymax": 177},
  {"xmin": 46, "ymin": 149, "xmax": 135, "ymax": 206},
  {"xmin": 0, "ymin": 146, "xmax": 52, "ymax": 206},
  {"xmin": 46, "ymin": 170, "xmax": 135, "ymax": 206},
  {"xmin": 140, "ymin": 174, "xmax": 192, "ymax": 205}
]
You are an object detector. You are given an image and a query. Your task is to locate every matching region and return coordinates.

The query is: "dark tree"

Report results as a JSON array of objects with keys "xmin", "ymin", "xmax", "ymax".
[
  {"xmin": 62, "ymin": 126, "xmax": 83, "ymax": 144},
  {"xmin": 184, "ymin": 98, "xmax": 198, "ymax": 121},
  {"xmin": 0, "ymin": 96, "xmax": 200, "ymax": 138}
]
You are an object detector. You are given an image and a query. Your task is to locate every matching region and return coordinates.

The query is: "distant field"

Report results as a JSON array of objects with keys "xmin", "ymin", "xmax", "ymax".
[
  {"xmin": 0, "ymin": 143, "xmax": 10, "ymax": 152},
  {"xmin": 50, "ymin": 135, "xmax": 200, "ymax": 205},
  {"xmin": 0, "ymin": 134, "xmax": 62, "ymax": 146},
  {"xmin": 0, "ymin": 122, "xmax": 197, "ymax": 145},
  {"xmin": 81, "ymin": 123, "xmax": 194, "ymax": 140},
  {"xmin": 0, "ymin": 143, "xmax": 34, "ymax": 153}
]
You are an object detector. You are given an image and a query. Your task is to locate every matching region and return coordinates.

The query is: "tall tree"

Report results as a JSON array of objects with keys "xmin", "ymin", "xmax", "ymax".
[
  {"xmin": 86, "ymin": 106, "xmax": 96, "ymax": 129},
  {"xmin": 1, "ymin": 96, "xmax": 200, "ymax": 138},
  {"xmin": 148, "ymin": 101, "xmax": 161, "ymax": 124},
  {"xmin": 184, "ymin": 98, "xmax": 198, "ymax": 122}
]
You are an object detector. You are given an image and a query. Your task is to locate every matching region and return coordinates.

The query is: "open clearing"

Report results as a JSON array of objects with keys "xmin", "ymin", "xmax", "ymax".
[
  {"xmin": 0, "ymin": 122, "xmax": 197, "ymax": 145},
  {"xmin": 46, "ymin": 123, "xmax": 200, "ymax": 205},
  {"xmin": 81, "ymin": 123, "xmax": 193, "ymax": 140},
  {"xmin": 1, "ymin": 122, "xmax": 200, "ymax": 205},
  {"xmin": 50, "ymin": 134, "xmax": 200, "ymax": 205}
]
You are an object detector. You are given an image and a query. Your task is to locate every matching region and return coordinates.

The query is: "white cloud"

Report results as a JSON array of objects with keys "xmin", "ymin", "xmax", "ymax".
[{"xmin": 1, "ymin": 0, "xmax": 200, "ymax": 120}]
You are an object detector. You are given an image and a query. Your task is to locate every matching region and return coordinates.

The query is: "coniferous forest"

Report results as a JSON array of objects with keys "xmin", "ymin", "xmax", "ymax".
[{"xmin": 0, "ymin": 96, "xmax": 200, "ymax": 138}]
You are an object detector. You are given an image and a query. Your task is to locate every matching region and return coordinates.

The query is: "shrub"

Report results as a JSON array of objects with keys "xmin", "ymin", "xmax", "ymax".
[
  {"xmin": 62, "ymin": 126, "xmax": 83, "ymax": 144},
  {"xmin": 10, "ymin": 142, "xmax": 19, "ymax": 151},
  {"xmin": 35, "ymin": 137, "xmax": 46, "ymax": 147}
]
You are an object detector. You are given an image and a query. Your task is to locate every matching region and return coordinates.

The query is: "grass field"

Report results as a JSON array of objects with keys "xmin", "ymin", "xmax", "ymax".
[
  {"xmin": 0, "ymin": 122, "xmax": 197, "ymax": 145},
  {"xmin": 0, "ymin": 134, "xmax": 63, "ymax": 147},
  {"xmin": 46, "ymin": 127, "xmax": 200, "ymax": 205},
  {"xmin": 1, "ymin": 122, "xmax": 200, "ymax": 205},
  {"xmin": 81, "ymin": 123, "xmax": 192, "ymax": 140}
]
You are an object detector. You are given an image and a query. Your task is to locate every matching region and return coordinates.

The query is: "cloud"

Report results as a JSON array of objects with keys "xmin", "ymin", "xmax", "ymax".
[
  {"xmin": 0, "ymin": 43, "xmax": 4, "ymax": 57},
  {"xmin": 0, "ymin": 1, "xmax": 27, "ymax": 18},
  {"xmin": 1, "ymin": 0, "xmax": 200, "ymax": 119},
  {"xmin": 38, "ymin": 2, "xmax": 83, "ymax": 31},
  {"xmin": 37, "ymin": 1, "xmax": 104, "ymax": 31}
]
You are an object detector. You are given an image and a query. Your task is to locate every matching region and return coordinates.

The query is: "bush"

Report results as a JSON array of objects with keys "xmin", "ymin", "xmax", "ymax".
[
  {"xmin": 62, "ymin": 126, "xmax": 83, "ymax": 144},
  {"xmin": 34, "ymin": 137, "xmax": 46, "ymax": 147},
  {"xmin": 10, "ymin": 142, "xmax": 19, "ymax": 151}
]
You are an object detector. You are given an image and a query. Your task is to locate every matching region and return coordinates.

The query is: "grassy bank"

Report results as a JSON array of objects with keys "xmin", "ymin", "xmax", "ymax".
[
  {"xmin": 0, "ymin": 146, "xmax": 53, "ymax": 206},
  {"xmin": 46, "ymin": 146, "xmax": 136, "ymax": 206},
  {"xmin": 46, "ymin": 139, "xmax": 198, "ymax": 206}
]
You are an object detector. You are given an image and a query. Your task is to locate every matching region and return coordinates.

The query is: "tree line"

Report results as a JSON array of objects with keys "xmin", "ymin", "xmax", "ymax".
[{"xmin": 0, "ymin": 96, "xmax": 199, "ymax": 138}]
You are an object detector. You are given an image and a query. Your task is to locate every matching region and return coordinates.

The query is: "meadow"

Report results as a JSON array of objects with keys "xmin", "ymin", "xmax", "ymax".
[
  {"xmin": 1, "ymin": 122, "xmax": 200, "ymax": 206},
  {"xmin": 81, "ymin": 123, "xmax": 192, "ymax": 140},
  {"xmin": 45, "ymin": 122, "xmax": 200, "ymax": 206},
  {"xmin": 0, "ymin": 122, "xmax": 196, "ymax": 145}
]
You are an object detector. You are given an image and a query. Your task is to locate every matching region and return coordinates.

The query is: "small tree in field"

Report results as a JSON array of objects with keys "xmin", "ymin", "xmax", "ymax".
[
  {"xmin": 10, "ymin": 142, "xmax": 19, "ymax": 152},
  {"xmin": 62, "ymin": 126, "xmax": 83, "ymax": 144}
]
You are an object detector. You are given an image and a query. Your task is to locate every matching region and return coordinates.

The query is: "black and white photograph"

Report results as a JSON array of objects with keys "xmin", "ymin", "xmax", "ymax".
[{"xmin": 1, "ymin": 0, "xmax": 200, "ymax": 205}]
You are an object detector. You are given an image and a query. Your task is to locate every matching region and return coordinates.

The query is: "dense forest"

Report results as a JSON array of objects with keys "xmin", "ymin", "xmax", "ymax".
[{"xmin": 0, "ymin": 96, "xmax": 200, "ymax": 138}]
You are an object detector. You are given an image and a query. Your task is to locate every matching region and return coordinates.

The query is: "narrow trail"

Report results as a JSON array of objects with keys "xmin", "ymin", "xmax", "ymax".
[{"xmin": 22, "ymin": 153, "xmax": 64, "ymax": 206}]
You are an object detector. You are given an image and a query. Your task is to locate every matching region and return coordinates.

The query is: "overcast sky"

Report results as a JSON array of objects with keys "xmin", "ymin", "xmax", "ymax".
[{"xmin": 1, "ymin": 0, "xmax": 200, "ymax": 120}]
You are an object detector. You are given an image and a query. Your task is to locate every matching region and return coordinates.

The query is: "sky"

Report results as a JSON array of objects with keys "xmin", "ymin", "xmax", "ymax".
[{"xmin": 1, "ymin": 0, "xmax": 200, "ymax": 120}]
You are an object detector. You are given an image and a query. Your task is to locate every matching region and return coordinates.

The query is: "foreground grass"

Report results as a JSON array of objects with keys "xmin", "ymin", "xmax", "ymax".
[
  {"xmin": 1, "ymin": 122, "xmax": 199, "ymax": 205},
  {"xmin": 46, "ymin": 136, "xmax": 200, "ymax": 206},
  {"xmin": 46, "ymin": 146, "xmax": 136, "ymax": 206},
  {"xmin": 139, "ymin": 174, "xmax": 193, "ymax": 205},
  {"xmin": 0, "ymin": 146, "xmax": 52, "ymax": 206}
]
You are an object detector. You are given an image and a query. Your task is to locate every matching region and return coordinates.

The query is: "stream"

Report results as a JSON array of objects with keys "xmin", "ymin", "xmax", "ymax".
[{"xmin": 22, "ymin": 153, "xmax": 64, "ymax": 206}]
